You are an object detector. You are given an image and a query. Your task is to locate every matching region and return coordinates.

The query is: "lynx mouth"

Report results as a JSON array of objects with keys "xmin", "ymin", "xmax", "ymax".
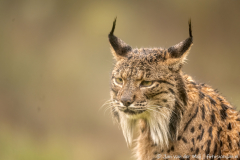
[{"xmin": 123, "ymin": 108, "xmax": 146, "ymax": 115}]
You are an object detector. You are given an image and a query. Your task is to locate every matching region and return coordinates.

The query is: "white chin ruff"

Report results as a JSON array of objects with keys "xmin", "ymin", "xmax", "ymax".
[{"xmin": 119, "ymin": 109, "xmax": 171, "ymax": 148}]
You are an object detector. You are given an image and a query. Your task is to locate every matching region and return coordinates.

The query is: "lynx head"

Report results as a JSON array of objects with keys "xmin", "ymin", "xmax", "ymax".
[{"xmin": 108, "ymin": 18, "xmax": 193, "ymax": 148}]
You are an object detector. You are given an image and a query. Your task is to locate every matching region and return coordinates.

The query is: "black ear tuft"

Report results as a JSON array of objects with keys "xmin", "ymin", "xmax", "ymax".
[
  {"xmin": 168, "ymin": 20, "xmax": 193, "ymax": 59},
  {"xmin": 109, "ymin": 17, "xmax": 117, "ymax": 36},
  {"xmin": 108, "ymin": 18, "xmax": 132, "ymax": 59},
  {"xmin": 189, "ymin": 19, "xmax": 192, "ymax": 38}
]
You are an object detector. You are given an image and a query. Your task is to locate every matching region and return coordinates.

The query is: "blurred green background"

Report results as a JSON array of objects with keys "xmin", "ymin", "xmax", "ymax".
[{"xmin": 0, "ymin": 0, "xmax": 240, "ymax": 160}]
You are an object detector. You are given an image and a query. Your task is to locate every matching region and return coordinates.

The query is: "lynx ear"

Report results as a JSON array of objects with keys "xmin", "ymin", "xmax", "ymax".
[
  {"xmin": 167, "ymin": 20, "xmax": 193, "ymax": 63},
  {"xmin": 108, "ymin": 18, "xmax": 132, "ymax": 61}
]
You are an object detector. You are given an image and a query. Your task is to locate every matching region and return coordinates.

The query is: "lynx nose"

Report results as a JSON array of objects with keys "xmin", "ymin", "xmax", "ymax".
[{"xmin": 121, "ymin": 97, "xmax": 134, "ymax": 107}]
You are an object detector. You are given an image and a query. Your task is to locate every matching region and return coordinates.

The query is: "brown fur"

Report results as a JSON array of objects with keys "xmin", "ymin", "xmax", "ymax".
[{"xmin": 107, "ymin": 19, "xmax": 240, "ymax": 160}]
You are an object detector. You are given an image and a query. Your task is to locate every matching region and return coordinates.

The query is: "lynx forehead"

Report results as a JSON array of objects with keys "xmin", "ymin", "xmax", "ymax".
[{"xmin": 107, "ymin": 18, "xmax": 240, "ymax": 160}]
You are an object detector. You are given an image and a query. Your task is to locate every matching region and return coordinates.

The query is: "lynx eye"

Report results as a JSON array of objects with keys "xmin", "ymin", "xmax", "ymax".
[
  {"xmin": 115, "ymin": 78, "xmax": 123, "ymax": 85},
  {"xmin": 140, "ymin": 81, "xmax": 153, "ymax": 87}
]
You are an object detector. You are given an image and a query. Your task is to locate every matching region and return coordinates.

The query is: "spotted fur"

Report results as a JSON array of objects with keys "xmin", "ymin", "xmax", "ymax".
[{"xmin": 107, "ymin": 18, "xmax": 240, "ymax": 160}]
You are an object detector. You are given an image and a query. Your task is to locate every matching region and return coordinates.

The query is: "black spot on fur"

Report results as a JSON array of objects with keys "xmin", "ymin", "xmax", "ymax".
[
  {"xmin": 197, "ymin": 129, "xmax": 204, "ymax": 141},
  {"xmin": 127, "ymin": 55, "xmax": 133, "ymax": 60},
  {"xmin": 151, "ymin": 143, "xmax": 157, "ymax": 147},
  {"xmin": 208, "ymin": 126, "xmax": 213, "ymax": 138},
  {"xmin": 191, "ymin": 127, "xmax": 195, "ymax": 133},
  {"xmin": 162, "ymin": 99, "xmax": 168, "ymax": 102},
  {"xmin": 228, "ymin": 123, "xmax": 232, "ymax": 130},
  {"xmin": 153, "ymin": 151, "xmax": 159, "ymax": 155},
  {"xmin": 142, "ymin": 48, "xmax": 146, "ymax": 54},
  {"xmin": 171, "ymin": 146, "xmax": 174, "ymax": 151},
  {"xmin": 168, "ymin": 88, "xmax": 175, "ymax": 94},
  {"xmin": 218, "ymin": 150, "xmax": 222, "ymax": 159},
  {"xmin": 195, "ymin": 148, "xmax": 199, "ymax": 155},
  {"xmin": 220, "ymin": 140, "xmax": 223, "ymax": 147},
  {"xmin": 197, "ymin": 135, "xmax": 200, "ymax": 141},
  {"xmin": 200, "ymin": 129, "xmax": 204, "ymax": 140},
  {"xmin": 205, "ymin": 140, "xmax": 211, "ymax": 155},
  {"xmin": 184, "ymin": 106, "xmax": 199, "ymax": 131},
  {"xmin": 201, "ymin": 83, "xmax": 207, "ymax": 87},
  {"xmin": 145, "ymin": 68, "xmax": 151, "ymax": 78},
  {"xmin": 191, "ymin": 81, "xmax": 196, "ymax": 86},
  {"xmin": 182, "ymin": 137, "xmax": 187, "ymax": 143},
  {"xmin": 167, "ymin": 149, "xmax": 170, "ymax": 153},
  {"xmin": 228, "ymin": 135, "xmax": 232, "ymax": 149},
  {"xmin": 201, "ymin": 105, "xmax": 205, "ymax": 120},
  {"xmin": 211, "ymin": 110, "xmax": 215, "ymax": 124},
  {"xmin": 208, "ymin": 95, "xmax": 216, "ymax": 106},
  {"xmin": 199, "ymin": 91, "xmax": 205, "ymax": 99},
  {"xmin": 192, "ymin": 138, "xmax": 195, "ymax": 145},
  {"xmin": 217, "ymin": 96, "xmax": 223, "ymax": 102},
  {"xmin": 155, "ymin": 54, "xmax": 162, "ymax": 61},
  {"xmin": 201, "ymin": 145, "xmax": 203, "ymax": 149},
  {"xmin": 190, "ymin": 148, "xmax": 193, "ymax": 152},
  {"xmin": 163, "ymin": 51, "xmax": 167, "ymax": 61},
  {"xmin": 177, "ymin": 136, "xmax": 182, "ymax": 141},
  {"xmin": 213, "ymin": 143, "xmax": 218, "ymax": 155},
  {"xmin": 214, "ymin": 89, "xmax": 219, "ymax": 93},
  {"xmin": 220, "ymin": 109, "xmax": 227, "ymax": 120},
  {"xmin": 220, "ymin": 103, "xmax": 228, "ymax": 120},
  {"xmin": 199, "ymin": 124, "xmax": 202, "ymax": 130}
]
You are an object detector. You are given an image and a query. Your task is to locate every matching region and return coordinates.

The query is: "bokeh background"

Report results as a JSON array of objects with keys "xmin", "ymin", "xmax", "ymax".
[{"xmin": 0, "ymin": 0, "xmax": 240, "ymax": 160}]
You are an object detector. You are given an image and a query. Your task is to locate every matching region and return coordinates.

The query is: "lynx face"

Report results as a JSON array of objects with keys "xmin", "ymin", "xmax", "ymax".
[
  {"xmin": 111, "ymin": 50, "xmax": 177, "ymax": 119},
  {"xmin": 108, "ymin": 18, "xmax": 193, "ymax": 147}
]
